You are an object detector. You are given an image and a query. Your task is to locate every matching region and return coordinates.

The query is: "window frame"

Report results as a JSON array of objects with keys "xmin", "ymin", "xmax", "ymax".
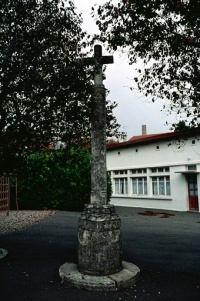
[
  {"xmin": 132, "ymin": 177, "xmax": 148, "ymax": 195},
  {"xmin": 152, "ymin": 176, "xmax": 171, "ymax": 196},
  {"xmin": 114, "ymin": 177, "xmax": 128, "ymax": 195}
]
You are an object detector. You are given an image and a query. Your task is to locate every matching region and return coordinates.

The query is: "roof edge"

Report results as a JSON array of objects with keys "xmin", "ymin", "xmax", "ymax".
[{"xmin": 107, "ymin": 128, "xmax": 200, "ymax": 150}]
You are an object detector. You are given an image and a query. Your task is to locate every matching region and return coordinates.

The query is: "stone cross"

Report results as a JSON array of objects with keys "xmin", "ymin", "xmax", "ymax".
[
  {"xmin": 59, "ymin": 45, "xmax": 139, "ymax": 282},
  {"xmin": 83, "ymin": 44, "xmax": 113, "ymax": 87},
  {"xmin": 83, "ymin": 45, "xmax": 113, "ymax": 206}
]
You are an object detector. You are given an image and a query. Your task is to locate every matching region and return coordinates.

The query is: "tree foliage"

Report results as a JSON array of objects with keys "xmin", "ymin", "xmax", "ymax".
[
  {"xmin": 11, "ymin": 147, "xmax": 113, "ymax": 210},
  {"xmin": 93, "ymin": 0, "xmax": 200, "ymax": 128},
  {"xmin": 0, "ymin": 0, "xmax": 120, "ymax": 173},
  {"xmin": 13, "ymin": 147, "xmax": 91, "ymax": 210}
]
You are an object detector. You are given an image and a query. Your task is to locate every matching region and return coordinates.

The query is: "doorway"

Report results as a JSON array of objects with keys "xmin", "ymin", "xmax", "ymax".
[{"xmin": 188, "ymin": 175, "xmax": 199, "ymax": 211}]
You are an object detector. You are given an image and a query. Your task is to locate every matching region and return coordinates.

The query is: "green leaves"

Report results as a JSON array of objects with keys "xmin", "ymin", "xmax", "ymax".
[
  {"xmin": 15, "ymin": 148, "xmax": 91, "ymax": 210},
  {"xmin": 0, "ymin": 0, "xmax": 120, "ymax": 173},
  {"xmin": 94, "ymin": 0, "xmax": 200, "ymax": 128}
]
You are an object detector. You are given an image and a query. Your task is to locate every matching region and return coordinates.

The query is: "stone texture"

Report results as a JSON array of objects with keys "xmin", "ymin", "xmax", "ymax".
[
  {"xmin": 109, "ymin": 262, "xmax": 140, "ymax": 289},
  {"xmin": 90, "ymin": 85, "xmax": 107, "ymax": 206},
  {"xmin": 59, "ymin": 262, "xmax": 116, "ymax": 291},
  {"xmin": 59, "ymin": 45, "xmax": 140, "ymax": 290},
  {"xmin": 59, "ymin": 261, "xmax": 140, "ymax": 291},
  {"xmin": 78, "ymin": 204, "xmax": 122, "ymax": 276}
]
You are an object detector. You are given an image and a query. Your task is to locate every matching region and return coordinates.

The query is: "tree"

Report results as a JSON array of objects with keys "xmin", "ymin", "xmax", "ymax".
[
  {"xmin": 14, "ymin": 147, "xmax": 91, "ymax": 210},
  {"xmin": 93, "ymin": 0, "xmax": 200, "ymax": 128},
  {"xmin": 0, "ymin": 0, "xmax": 120, "ymax": 172},
  {"xmin": 173, "ymin": 120, "xmax": 190, "ymax": 131}
]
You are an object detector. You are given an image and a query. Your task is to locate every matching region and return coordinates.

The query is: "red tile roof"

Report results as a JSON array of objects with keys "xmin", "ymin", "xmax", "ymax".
[{"xmin": 107, "ymin": 128, "xmax": 200, "ymax": 150}]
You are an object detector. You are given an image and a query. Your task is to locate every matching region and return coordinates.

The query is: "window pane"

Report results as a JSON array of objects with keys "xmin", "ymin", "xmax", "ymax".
[
  {"xmin": 159, "ymin": 177, "xmax": 165, "ymax": 195},
  {"xmin": 132, "ymin": 178, "xmax": 137, "ymax": 194},
  {"xmin": 144, "ymin": 179, "xmax": 147, "ymax": 195},
  {"xmin": 120, "ymin": 180, "xmax": 124, "ymax": 193},
  {"xmin": 166, "ymin": 181, "xmax": 171, "ymax": 196},
  {"xmin": 152, "ymin": 178, "xmax": 158, "ymax": 195},
  {"xmin": 115, "ymin": 179, "xmax": 119, "ymax": 194},
  {"xmin": 125, "ymin": 178, "xmax": 128, "ymax": 194},
  {"xmin": 190, "ymin": 183, "xmax": 194, "ymax": 189},
  {"xmin": 152, "ymin": 176, "xmax": 171, "ymax": 196},
  {"xmin": 188, "ymin": 165, "xmax": 196, "ymax": 171},
  {"xmin": 138, "ymin": 178, "xmax": 143, "ymax": 194}
]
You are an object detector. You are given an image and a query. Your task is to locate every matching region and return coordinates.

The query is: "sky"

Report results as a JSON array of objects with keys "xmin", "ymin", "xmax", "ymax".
[{"xmin": 73, "ymin": 0, "xmax": 181, "ymax": 139}]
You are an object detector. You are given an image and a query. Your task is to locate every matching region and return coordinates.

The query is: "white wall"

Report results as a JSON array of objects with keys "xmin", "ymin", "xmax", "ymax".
[{"xmin": 107, "ymin": 137, "xmax": 200, "ymax": 212}]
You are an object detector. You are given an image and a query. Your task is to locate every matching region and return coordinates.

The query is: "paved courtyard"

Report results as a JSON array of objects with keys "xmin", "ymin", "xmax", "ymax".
[{"xmin": 0, "ymin": 206, "xmax": 200, "ymax": 300}]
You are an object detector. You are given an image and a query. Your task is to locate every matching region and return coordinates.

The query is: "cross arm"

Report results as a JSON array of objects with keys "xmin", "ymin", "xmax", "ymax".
[{"xmin": 82, "ymin": 56, "xmax": 113, "ymax": 66}]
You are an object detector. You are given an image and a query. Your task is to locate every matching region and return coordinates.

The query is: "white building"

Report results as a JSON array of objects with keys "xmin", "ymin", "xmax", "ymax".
[{"xmin": 106, "ymin": 127, "xmax": 200, "ymax": 212}]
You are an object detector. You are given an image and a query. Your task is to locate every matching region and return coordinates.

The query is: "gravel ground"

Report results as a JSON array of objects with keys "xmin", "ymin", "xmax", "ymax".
[{"xmin": 0, "ymin": 210, "xmax": 56, "ymax": 234}]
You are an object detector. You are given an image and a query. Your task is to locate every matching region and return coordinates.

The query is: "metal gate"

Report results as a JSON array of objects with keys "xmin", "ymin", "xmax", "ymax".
[{"xmin": 0, "ymin": 176, "xmax": 10, "ymax": 216}]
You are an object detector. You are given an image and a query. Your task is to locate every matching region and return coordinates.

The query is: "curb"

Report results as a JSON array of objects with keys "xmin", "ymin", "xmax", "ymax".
[{"xmin": 59, "ymin": 261, "xmax": 140, "ymax": 291}]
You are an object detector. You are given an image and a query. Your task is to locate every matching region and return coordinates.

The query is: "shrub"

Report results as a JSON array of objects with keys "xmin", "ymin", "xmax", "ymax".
[{"xmin": 12, "ymin": 147, "xmax": 91, "ymax": 211}]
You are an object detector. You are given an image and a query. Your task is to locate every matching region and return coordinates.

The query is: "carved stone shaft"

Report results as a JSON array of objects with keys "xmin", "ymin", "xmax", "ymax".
[{"xmin": 90, "ymin": 86, "xmax": 107, "ymax": 206}]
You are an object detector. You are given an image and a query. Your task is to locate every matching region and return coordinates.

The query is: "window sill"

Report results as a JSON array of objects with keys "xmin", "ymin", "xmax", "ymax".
[{"xmin": 112, "ymin": 195, "xmax": 172, "ymax": 201}]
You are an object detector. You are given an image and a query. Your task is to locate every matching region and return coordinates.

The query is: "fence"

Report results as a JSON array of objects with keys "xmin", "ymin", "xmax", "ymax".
[{"xmin": 0, "ymin": 176, "xmax": 10, "ymax": 216}]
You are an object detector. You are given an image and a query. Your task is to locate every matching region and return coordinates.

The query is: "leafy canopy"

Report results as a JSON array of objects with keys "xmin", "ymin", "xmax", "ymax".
[
  {"xmin": 93, "ymin": 0, "xmax": 200, "ymax": 128},
  {"xmin": 0, "ymin": 0, "xmax": 120, "ymax": 172}
]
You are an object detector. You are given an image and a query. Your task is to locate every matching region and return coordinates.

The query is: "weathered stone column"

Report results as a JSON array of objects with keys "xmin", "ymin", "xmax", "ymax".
[
  {"xmin": 90, "ymin": 85, "xmax": 107, "ymax": 206},
  {"xmin": 77, "ymin": 45, "xmax": 122, "ymax": 276},
  {"xmin": 59, "ymin": 45, "xmax": 140, "ymax": 290}
]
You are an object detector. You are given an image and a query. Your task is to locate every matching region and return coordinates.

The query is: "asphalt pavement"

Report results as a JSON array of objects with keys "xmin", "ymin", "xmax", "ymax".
[{"xmin": 0, "ymin": 206, "xmax": 200, "ymax": 301}]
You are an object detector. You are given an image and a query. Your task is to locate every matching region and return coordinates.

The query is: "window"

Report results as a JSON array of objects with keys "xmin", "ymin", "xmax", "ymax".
[
  {"xmin": 151, "ymin": 167, "xmax": 170, "ymax": 173},
  {"xmin": 114, "ymin": 170, "xmax": 127, "ymax": 175},
  {"xmin": 131, "ymin": 168, "xmax": 147, "ymax": 174},
  {"xmin": 132, "ymin": 177, "xmax": 147, "ymax": 195},
  {"xmin": 152, "ymin": 176, "xmax": 171, "ymax": 196},
  {"xmin": 188, "ymin": 165, "xmax": 196, "ymax": 171},
  {"xmin": 115, "ymin": 178, "xmax": 128, "ymax": 195}
]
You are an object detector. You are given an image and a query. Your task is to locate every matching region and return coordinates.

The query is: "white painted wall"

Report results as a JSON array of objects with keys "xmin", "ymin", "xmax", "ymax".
[{"xmin": 106, "ymin": 137, "xmax": 200, "ymax": 212}]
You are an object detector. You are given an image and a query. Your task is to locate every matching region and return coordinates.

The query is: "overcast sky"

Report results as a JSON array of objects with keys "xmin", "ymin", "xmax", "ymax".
[{"xmin": 73, "ymin": 0, "xmax": 181, "ymax": 139}]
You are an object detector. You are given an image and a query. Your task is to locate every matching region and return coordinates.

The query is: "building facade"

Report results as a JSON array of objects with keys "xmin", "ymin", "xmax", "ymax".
[{"xmin": 106, "ymin": 129, "xmax": 200, "ymax": 212}]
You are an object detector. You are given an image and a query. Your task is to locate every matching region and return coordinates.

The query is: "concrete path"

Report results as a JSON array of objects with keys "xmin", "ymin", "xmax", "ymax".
[{"xmin": 0, "ymin": 207, "xmax": 200, "ymax": 300}]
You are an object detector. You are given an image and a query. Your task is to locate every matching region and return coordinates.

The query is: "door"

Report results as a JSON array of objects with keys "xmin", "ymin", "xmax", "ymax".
[{"xmin": 188, "ymin": 175, "xmax": 199, "ymax": 211}]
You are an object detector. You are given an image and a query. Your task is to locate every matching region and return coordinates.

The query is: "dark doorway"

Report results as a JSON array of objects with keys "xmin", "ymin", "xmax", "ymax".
[{"xmin": 188, "ymin": 175, "xmax": 199, "ymax": 211}]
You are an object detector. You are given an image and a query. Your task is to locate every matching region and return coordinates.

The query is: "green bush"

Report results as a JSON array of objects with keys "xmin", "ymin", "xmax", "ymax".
[
  {"xmin": 12, "ymin": 147, "xmax": 91, "ymax": 211},
  {"xmin": 10, "ymin": 147, "xmax": 113, "ymax": 211}
]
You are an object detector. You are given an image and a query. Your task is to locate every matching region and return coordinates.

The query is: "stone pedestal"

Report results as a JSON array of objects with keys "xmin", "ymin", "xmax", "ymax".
[{"xmin": 78, "ymin": 204, "xmax": 122, "ymax": 276}]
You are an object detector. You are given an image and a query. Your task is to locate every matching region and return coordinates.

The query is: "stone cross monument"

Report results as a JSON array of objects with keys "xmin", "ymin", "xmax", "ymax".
[
  {"xmin": 83, "ymin": 44, "xmax": 113, "ymax": 206},
  {"xmin": 78, "ymin": 45, "xmax": 122, "ymax": 275},
  {"xmin": 59, "ymin": 46, "xmax": 140, "ymax": 290}
]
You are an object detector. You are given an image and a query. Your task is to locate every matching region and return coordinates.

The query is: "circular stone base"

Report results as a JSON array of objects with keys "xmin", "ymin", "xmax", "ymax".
[{"xmin": 59, "ymin": 261, "xmax": 140, "ymax": 291}]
